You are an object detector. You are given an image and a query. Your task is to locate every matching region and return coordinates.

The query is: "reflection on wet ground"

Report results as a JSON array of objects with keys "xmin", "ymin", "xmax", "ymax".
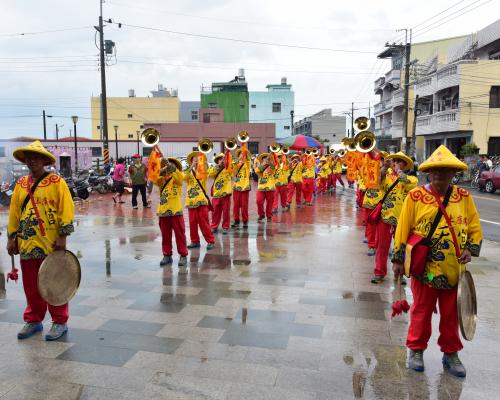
[{"xmin": 0, "ymin": 188, "xmax": 500, "ymax": 399}]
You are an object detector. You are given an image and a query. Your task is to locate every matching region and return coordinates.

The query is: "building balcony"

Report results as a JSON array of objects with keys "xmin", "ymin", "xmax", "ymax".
[
  {"xmin": 374, "ymin": 77, "xmax": 385, "ymax": 93},
  {"xmin": 416, "ymin": 110, "xmax": 460, "ymax": 135},
  {"xmin": 374, "ymin": 98, "xmax": 392, "ymax": 116},
  {"xmin": 374, "ymin": 125, "xmax": 392, "ymax": 137},
  {"xmin": 392, "ymin": 89, "xmax": 404, "ymax": 107},
  {"xmin": 415, "ymin": 75, "xmax": 436, "ymax": 98},
  {"xmin": 385, "ymin": 69, "xmax": 401, "ymax": 87}
]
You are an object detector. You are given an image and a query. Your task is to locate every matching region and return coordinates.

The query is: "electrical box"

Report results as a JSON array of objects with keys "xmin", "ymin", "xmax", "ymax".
[{"xmin": 104, "ymin": 40, "xmax": 115, "ymax": 55}]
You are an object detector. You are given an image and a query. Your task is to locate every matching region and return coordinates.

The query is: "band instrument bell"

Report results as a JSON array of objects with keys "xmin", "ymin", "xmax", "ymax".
[
  {"xmin": 312, "ymin": 148, "xmax": 319, "ymax": 156},
  {"xmin": 305, "ymin": 147, "xmax": 313, "ymax": 156},
  {"xmin": 354, "ymin": 131, "xmax": 376, "ymax": 153},
  {"xmin": 270, "ymin": 143, "xmax": 281, "ymax": 153},
  {"xmin": 342, "ymin": 137, "xmax": 357, "ymax": 152},
  {"xmin": 224, "ymin": 137, "xmax": 238, "ymax": 151},
  {"xmin": 281, "ymin": 145, "xmax": 290, "ymax": 155},
  {"xmin": 198, "ymin": 138, "xmax": 213, "ymax": 154},
  {"xmin": 238, "ymin": 130, "xmax": 250, "ymax": 143},
  {"xmin": 354, "ymin": 116, "xmax": 371, "ymax": 133},
  {"xmin": 141, "ymin": 128, "xmax": 160, "ymax": 147}
]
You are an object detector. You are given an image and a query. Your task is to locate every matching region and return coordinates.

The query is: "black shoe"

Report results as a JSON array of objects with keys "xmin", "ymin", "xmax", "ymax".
[
  {"xmin": 267, "ymin": 217, "xmax": 272, "ymax": 222},
  {"xmin": 231, "ymin": 220, "xmax": 240, "ymax": 228},
  {"xmin": 258, "ymin": 216, "xmax": 265, "ymax": 222},
  {"xmin": 242, "ymin": 223, "xmax": 248, "ymax": 229}
]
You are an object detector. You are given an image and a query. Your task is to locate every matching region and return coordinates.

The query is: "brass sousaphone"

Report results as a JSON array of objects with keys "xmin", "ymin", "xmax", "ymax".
[
  {"xmin": 38, "ymin": 250, "xmax": 81, "ymax": 306},
  {"xmin": 141, "ymin": 128, "xmax": 160, "ymax": 146},
  {"xmin": 457, "ymin": 267, "xmax": 477, "ymax": 340}
]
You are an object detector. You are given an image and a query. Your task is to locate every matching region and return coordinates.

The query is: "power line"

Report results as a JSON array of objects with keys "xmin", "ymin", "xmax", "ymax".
[
  {"xmin": 0, "ymin": 26, "xmax": 92, "ymax": 37},
  {"xmin": 109, "ymin": 21, "xmax": 378, "ymax": 54},
  {"xmin": 413, "ymin": 0, "xmax": 469, "ymax": 29}
]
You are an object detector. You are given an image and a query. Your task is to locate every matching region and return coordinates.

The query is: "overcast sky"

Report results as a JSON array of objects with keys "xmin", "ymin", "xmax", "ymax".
[{"xmin": 1, "ymin": 0, "xmax": 498, "ymax": 139}]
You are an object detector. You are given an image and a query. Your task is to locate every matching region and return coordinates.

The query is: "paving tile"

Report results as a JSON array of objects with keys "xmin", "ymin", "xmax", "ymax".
[
  {"xmin": 124, "ymin": 351, "xmax": 203, "ymax": 374},
  {"xmin": 110, "ymin": 333, "xmax": 183, "ymax": 354},
  {"xmin": 175, "ymin": 340, "xmax": 248, "ymax": 361},
  {"xmin": 57, "ymin": 344, "xmax": 137, "ymax": 367},
  {"xmin": 0, "ymin": 381, "xmax": 83, "ymax": 400},
  {"xmin": 244, "ymin": 347, "xmax": 321, "ymax": 370},
  {"xmin": 148, "ymin": 372, "xmax": 230, "ymax": 400},
  {"xmin": 97, "ymin": 319, "xmax": 165, "ymax": 335},
  {"xmin": 226, "ymin": 383, "xmax": 317, "ymax": 400},
  {"xmin": 219, "ymin": 326, "xmax": 289, "ymax": 350},
  {"xmin": 193, "ymin": 359, "xmax": 278, "ymax": 385}
]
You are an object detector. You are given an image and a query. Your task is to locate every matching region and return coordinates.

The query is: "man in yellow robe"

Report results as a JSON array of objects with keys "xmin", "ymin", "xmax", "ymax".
[
  {"xmin": 392, "ymin": 145, "xmax": 482, "ymax": 378},
  {"xmin": 7, "ymin": 141, "xmax": 74, "ymax": 341}
]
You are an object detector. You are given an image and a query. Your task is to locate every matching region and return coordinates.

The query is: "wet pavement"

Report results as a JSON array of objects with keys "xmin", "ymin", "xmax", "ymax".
[{"xmin": 1, "ymin": 186, "xmax": 500, "ymax": 399}]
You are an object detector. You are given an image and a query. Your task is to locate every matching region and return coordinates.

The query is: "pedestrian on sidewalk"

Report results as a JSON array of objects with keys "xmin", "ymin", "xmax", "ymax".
[
  {"xmin": 392, "ymin": 145, "xmax": 482, "ymax": 378},
  {"xmin": 209, "ymin": 153, "xmax": 232, "ymax": 234},
  {"xmin": 112, "ymin": 157, "xmax": 126, "ymax": 204},
  {"xmin": 129, "ymin": 154, "xmax": 150, "ymax": 209},
  {"xmin": 156, "ymin": 157, "xmax": 188, "ymax": 270},
  {"xmin": 7, "ymin": 141, "xmax": 75, "ymax": 341}
]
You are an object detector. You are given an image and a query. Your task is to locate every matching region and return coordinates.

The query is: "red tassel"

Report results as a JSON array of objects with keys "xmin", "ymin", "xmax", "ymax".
[{"xmin": 7, "ymin": 268, "xmax": 19, "ymax": 283}]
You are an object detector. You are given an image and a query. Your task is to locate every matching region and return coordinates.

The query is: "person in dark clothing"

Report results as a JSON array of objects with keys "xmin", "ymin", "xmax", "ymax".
[{"xmin": 129, "ymin": 154, "xmax": 150, "ymax": 209}]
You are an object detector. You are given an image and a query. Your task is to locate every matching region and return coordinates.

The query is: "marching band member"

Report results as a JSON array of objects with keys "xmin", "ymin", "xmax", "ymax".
[
  {"xmin": 184, "ymin": 151, "xmax": 215, "ymax": 250},
  {"xmin": 371, "ymin": 152, "xmax": 418, "ymax": 284},
  {"xmin": 331, "ymin": 155, "xmax": 345, "ymax": 191},
  {"xmin": 156, "ymin": 157, "xmax": 188, "ymax": 270},
  {"xmin": 232, "ymin": 147, "xmax": 251, "ymax": 229},
  {"xmin": 255, "ymin": 153, "xmax": 276, "ymax": 222},
  {"xmin": 392, "ymin": 145, "xmax": 482, "ymax": 377},
  {"xmin": 317, "ymin": 156, "xmax": 330, "ymax": 195},
  {"xmin": 286, "ymin": 154, "xmax": 303, "ymax": 209},
  {"xmin": 7, "ymin": 141, "xmax": 75, "ymax": 341},
  {"xmin": 273, "ymin": 151, "xmax": 289, "ymax": 213},
  {"xmin": 209, "ymin": 153, "xmax": 232, "ymax": 234},
  {"xmin": 301, "ymin": 151, "xmax": 316, "ymax": 206}
]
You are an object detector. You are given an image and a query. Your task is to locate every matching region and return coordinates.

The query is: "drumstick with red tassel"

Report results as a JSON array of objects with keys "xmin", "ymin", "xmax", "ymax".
[
  {"xmin": 7, "ymin": 255, "xmax": 19, "ymax": 283},
  {"xmin": 391, "ymin": 275, "xmax": 410, "ymax": 318}
]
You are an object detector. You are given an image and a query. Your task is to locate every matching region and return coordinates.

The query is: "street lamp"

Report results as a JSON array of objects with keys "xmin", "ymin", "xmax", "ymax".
[
  {"xmin": 136, "ymin": 130, "xmax": 140, "ymax": 154},
  {"xmin": 71, "ymin": 116, "xmax": 79, "ymax": 173},
  {"xmin": 113, "ymin": 125, "xmax": 119, "ymax": 159}
]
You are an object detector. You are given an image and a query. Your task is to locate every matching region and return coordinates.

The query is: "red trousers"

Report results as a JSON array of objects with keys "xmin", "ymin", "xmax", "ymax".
[
  {"xmin": 318, "ymin": 178, "xmax": 328, "ymax": 194},
  {"xmin": 211, "ymin": 195, "xmax": 231, "ymax": 230},
  {"xmin": 273, "ymin": 185, "xmax": 288, "ymax": 209},
  {"xmin": 21, "ymin": 258, "xmax": 69, "ymax": 324},
  {"xmin": 363, "ymin": 208, "xmax": 377, "ymax": 248},
  {"xmin": 159, "ymin": 215, "xmax": 188, "ymax": 257},
  {"xmin": 407, "ymin": 279, "xmax": 463, "ymax": 353},
  {"xmin": 302, "ymin": 178, "xmax": 315, "ymax": 203},
  {"xmin": 330, "ymin": 173, "xmax": 345, "ymax": 188},
  {"xmin": 257, "ymin": 190, "xmax": 275, "ymax": 217},
  {"xmin": 233, "ymin": 190, "xmax": 249, "ymax": 223},
  {"xmin": 374, "ymin": 220, "xmax": 392, "ymax": 277},
  {"xmin": 188, "ymin": 205, "xmax": 215, "ymax": 244},
  {"xmin": 287, "ymin": 182, "xmax": 302, "ymax": 205}
]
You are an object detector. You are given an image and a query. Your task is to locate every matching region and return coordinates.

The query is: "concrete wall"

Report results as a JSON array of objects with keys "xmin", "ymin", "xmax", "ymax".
[
  {"xmin": 200, "ymin": 91, "xmax": 249, "ymax": 123},
  {"xmin": 91, "ymin": 96, "xmax": 180, "ymax": 140},
  {"xmin": 249, "ymin": 88, "xmax": 294, "ymax": 139},
  {"xmin": 180, "ymin": 101, "xmax": 200, "ymax": 122},
  {"xmin": 312, "ymin": 115, "xmax": 346, "ymax": 143}
]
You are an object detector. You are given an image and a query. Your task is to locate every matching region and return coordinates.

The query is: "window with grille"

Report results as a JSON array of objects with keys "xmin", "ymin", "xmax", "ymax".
[
  {"xmin": 251, "ymin": 104, "xmax": 256, "ymax": 108},
  {"xmin": 490, "ymin": 86, "xmax": 500, "ymax": 108},
  {"xmin": 208, "ymin": 103, "xmax": 217, "ymax": 109},
  {"xmin": 128, "ymin": 134, "xmax": 134, "ymax": 138},
  {"xmin": 284, "ymin": 126, "xmax": 290, "ymax": 130},
  {"xmin": 127, "ymin": 113, "xmax": 133, "ymax": 118},
  {"xmin": 191, "ymin": 111, "xmax": 198, "ymax": 120},
  {"xmin": 272, "ymin": 103, "xmax": 281, "ymax": 113},
  {"xmin": 91, "ymin": 147, "xmax": 102, "ymax": 157}
]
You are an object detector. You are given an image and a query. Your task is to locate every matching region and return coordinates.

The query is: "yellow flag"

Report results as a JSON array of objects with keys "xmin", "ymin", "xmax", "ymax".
[{"xmin": 147, "ymin": 145, "xmax": 162, "ymax": 183}]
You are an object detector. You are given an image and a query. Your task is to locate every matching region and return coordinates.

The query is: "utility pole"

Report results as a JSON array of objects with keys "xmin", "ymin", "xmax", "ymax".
[
  {"xmin": 400, "ymin": 28, "xmax": 412, "ymax": 153},
  {"xmin": 43, "ymin": 110, "xmax": 47, "ymax": 140},
  {"xmin": 290, "ymin": 110, "xmax": 294, "ymax": 135},
  {"xmin": 411, "ymin": 95, "xmax": 419, "ymax": 157},
  {"xmin": 95, "ymin": 0, "xmax": 110, "ymax": 164},
  {"xmin": 351, "ymin": 102, "xmax": 354, "ymax": 138},
  {"xmin": 55, "ymin": 124, "xmax": 59, "ymax": 140}
]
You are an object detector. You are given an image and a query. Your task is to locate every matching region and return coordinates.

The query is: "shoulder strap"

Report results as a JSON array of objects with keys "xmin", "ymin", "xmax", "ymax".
[
  {"xmin": 431, "ymin": 185, "xmax": 461, "ymax": 257},
  {"xmin": 20, "ymin": 172, "xmax": 49, "ymax": 213},
  {"xmin": 191, "ymin": 170, "xmax": 213, "ymax": 207},
  {"xmin": 288, "ymin": 164, "xmax": 299, "ymax": 183},
  {"xmin": 377, "ymin": 177, "xmax": 400, "ymax": 206},
  {"xmin": 426, "ymin": 185, "xmax": 453, "ymax": 241},
  {"xmin": 236, "ymin": 162, "xmax": 246, "ymax": 176},
  {"xmin": 160, "ymin": 176, "xmax": 173, "ymax": 195}
]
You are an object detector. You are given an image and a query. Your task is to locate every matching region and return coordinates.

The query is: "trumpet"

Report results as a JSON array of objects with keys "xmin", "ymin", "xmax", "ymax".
[
  {"xmin": 224, "ymin": 137, "xmax": 238, "ymax": 151},
  {"xmin": 354, "ymin": 116, "xmax": 371, "ymax": 133},
  {"xmin": 281, "ymin": 145, "xmax": 290, "ymax": 155},
  {"xmin": 141, "ymin": 128, "xmax": 160, "ymax": 147},
  {"xmin": 329, "ymin": 147, "xmax": 336, "ymax": 155},
  {"xmin": 198, "ymin": 138, "xmax": 213, "ymax": 154},
  {"xmin": 312, "ymin": 148, "xmax": 319, "ymax": 156},
  {"xmin": 354, "ymin": 131, "xmax": 376, "ymax": 153},
  {"xmin": 269, "ymin": 142, "xmax": 281, "ymax": 153},
  {"xmin": 237, "ymin": 130, "xmax": 250, "ymax": 143},
  {"xmin": 305, "ymin": 147, "xmax": 313, "ymax": 156},
  {"xmin": 338, "ymin": 149, "xmax": 347, "ymax": 158}
]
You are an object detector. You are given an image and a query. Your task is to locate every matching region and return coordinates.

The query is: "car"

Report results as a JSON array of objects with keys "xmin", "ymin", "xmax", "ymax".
[{"xmin": 478, "ymin": 165, "xmax": 500, "ymax": 193}]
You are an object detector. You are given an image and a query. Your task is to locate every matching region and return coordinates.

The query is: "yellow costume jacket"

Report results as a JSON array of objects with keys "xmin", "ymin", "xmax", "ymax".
[
  {"xmin": 289, "ymin": 162, "xmax": 303, "ymax": 184},
  {"xmin": 156, "ymin": 170, "xmax": 184, "ymax": 217},
  {"xmin": 208, "ymin": 165, "xmax": 232, "ymax": 198},
  {"xmin": 302, "ymin": 164, "xmax": 315, "ymax": 179},
  {"xmin": 362, "ymin": 188, "xmax": 384, "ymax": 209},
  {"xmin": 332, "ymin": 160, "xmax": 343, "ymax": 174},
  {"xmin": 319, "ymin": 164, "xmax": 330, "ymax": 179},
  {"xmin": 8, "ymin": 173, "xmax": 74, "ymax": 260},
  {"xmin": 184, "ymin": 170, "xmax": 209, "ymax": 208},
  {"xmin": 274, "ymin": 164, "xmax": 289, "ymax": 187},
  {"xmin": 380, "ymin": 172, "xmax": 418, "ymax": 225},
  {"xmin": 233, "ymin": 160, "xmax": 251, "ymax": 191},
  {"xmin": 393, "ymin": 185, "xmax": 482, "ymax": 288},
  {"xmin": 256, "ymin": 165, "xmax": 276, "ymax": 191}
]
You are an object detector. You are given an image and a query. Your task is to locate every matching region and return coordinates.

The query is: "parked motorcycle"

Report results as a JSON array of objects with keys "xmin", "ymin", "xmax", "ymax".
[
  {"xmin": 0, "ymin": 180, "xmax": 15, "ymax": 207},
  {"xmin": 65, "ymin": 174, "xmax": 92, "ymax": 200}
]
